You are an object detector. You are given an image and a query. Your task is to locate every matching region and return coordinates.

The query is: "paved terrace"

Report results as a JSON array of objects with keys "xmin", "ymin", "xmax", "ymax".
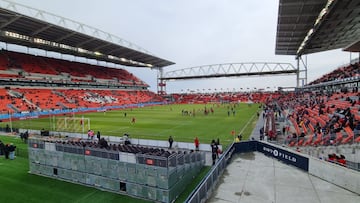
[
  {"xmin": 208, "ymin": 111, "xmax": 360, "ymax": 203},
  {"xmin": 208, "ymin": 152, "xmax": 360, "ymax": 203}
]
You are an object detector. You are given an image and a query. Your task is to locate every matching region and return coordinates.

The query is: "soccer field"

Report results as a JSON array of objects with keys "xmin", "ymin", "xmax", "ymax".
[{"xmin": 2, "ymin": 103, "xmax": 260, "ymax": 147}]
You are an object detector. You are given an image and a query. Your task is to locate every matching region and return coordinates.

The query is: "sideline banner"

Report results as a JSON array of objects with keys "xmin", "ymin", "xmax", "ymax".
[
  {"xmin": 233, "ymin": 141, "xmax": 257, "ymax": 153},
  {"xmin": 257, "ymin": 142, "xmax": 309, "ymax": 171}
]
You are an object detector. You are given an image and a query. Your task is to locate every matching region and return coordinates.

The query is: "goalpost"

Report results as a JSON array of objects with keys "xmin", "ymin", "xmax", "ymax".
[{"xmin": 54, "ymin": 116, "xmax": 91, "ymax": 134}]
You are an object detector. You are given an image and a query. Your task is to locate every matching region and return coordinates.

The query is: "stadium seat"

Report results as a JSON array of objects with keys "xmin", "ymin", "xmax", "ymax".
[{"xmin": 341, "ymin": 127, "xmax": 355, "ymax": 144}]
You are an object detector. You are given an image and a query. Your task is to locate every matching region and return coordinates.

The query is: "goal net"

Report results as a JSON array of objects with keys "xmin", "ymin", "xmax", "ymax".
[{"xmin": 54, "ymin": 117, "xmax": 90, "ymax": 133}]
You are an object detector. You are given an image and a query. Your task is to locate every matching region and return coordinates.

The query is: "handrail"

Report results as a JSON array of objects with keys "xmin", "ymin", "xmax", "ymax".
[{"xmin": 185, "ymin": 142, "xmax": 235, "ymax": 203}]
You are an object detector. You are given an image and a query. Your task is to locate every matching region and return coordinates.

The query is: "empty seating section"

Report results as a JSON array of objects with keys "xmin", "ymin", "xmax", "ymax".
[
  {"xmin": 0, "ymin": 50, "xmax": 161, "ymax": 113},
  {"xmin": 5, "ymin": 51, "xmax": 55, "ymax": 75},
  {"xmin": 0, "ymin": 50, "xmax": 144, "ymax": 85},
  {"xmin": 55, "ymin": 140, "xmax": 174, "ymax": 158},
  {"xmin": 0, "ymin": 88, "xmax": 12, "ymax": 112},
  {"xmin": 0, "ymin": 88, "xmax": 163, "ymax": 112},
  {"xmin": 0, "ymin": 51, "xmax": 9, "ymax": 70},
  {"xmin": 0, "ymin": 73, "xmax": 20, "ymax": 78},
  {"xmin": 0, "ymin": 88, "xmax": 38, "ymax": 112},
  {"xmin": 14, "ymin": 89, "xmax": 72, "ymax": 110}
]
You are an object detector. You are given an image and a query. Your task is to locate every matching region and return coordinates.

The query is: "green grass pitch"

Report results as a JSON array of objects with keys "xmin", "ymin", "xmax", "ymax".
[
  {"xmin": 0, "ymin": 103, "xmax": 260, "ymax": 202},
  {"xmin": 3, "ymin": 103, "xmax": 260, "ymax": 146}
]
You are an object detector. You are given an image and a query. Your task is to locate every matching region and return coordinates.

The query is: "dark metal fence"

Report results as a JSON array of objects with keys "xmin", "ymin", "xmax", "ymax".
[
  {"xmin": 185, "ymin": 143, "xmax": 235, "ymax": 203},
  {"xmin": 28, "ymin": 138, "xmax": 205, "ymax": 203}
]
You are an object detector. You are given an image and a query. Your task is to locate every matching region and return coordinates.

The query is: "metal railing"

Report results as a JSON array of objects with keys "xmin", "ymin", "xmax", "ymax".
[{"xmin": 185, "ymin": 143, "xmax": 235, "ymax": 203}]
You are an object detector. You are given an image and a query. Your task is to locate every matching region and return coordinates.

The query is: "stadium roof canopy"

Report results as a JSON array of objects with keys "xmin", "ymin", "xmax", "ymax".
[
  {"xmin": 0, "ymin": 0, "xmax": 174, "ymax": 68},
  {"xmin": 275, "ymin": 0, "xmax": 360, "ymax": 56}
]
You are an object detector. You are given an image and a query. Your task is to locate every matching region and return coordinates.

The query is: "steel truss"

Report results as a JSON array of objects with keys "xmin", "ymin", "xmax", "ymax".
[
  {"xmin": 161, "ymin": 62, "xmax": 297, "ymax": 80},
  {"xmin": 158, "ymin": 62, "xmax": 301, "ymax": 94}
]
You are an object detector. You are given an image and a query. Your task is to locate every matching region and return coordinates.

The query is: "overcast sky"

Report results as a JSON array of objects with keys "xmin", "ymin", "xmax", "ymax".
[{"xmin": 6, "ymin": 0, "xmax": 356, "ymax": 93}]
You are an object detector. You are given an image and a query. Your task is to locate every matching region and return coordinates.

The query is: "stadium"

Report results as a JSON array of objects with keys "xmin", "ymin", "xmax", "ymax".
[{"xmin": 0, "ymin": 0, "xmax": 359, "ymax": 203}]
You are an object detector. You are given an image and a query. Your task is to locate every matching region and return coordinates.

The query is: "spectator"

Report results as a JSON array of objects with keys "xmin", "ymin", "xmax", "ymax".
[
  {"xmin": 97, "ymin": 131, "xmax": 101, "ymax": 140},
  {"xmin": 259, "ymin": 127, "xmax": 264, "ymax": 140},
  {"xmin": 282, "ymin": 126, "xmax": 286, "ymax": 135},
  {"xmin": 23, "ymin": 130, "xmax": 29, "ymax": 143},
  {"xmin": 194, "ymin": 137, "xmax": 200, "ymax": 151},
  {"xmin": 268, "ymin": 130, "xmax": 275, "ymax": 140},
  {"xmin": 212, "ymin": 150, "xmax": 217, "ymax": 165},
  {"xmin": 238, "ymin": 134, "xmax": 243, "ymax": 141},
  {"xmin": 123, "ymin": 133, "xmax": 131, "ymax": 145},
  {"xmin": 216, "ymin": 138, "xmax": 220, "ymax": 146},
  {"xmin": 4, "ymin": 144, "xmax": 10, "ymax": 159},
  {"xmin": 327, "ymin": 153, "xmax": 337, "ymax": 163},
  {"xmin": 211, "ymin": 139, "xmax": 219, "ymax": 157},
  {"xmin": 211, "ymin": 139, "xmax": 219, "ymax": 165},
  {"xmin": 216, "ymin": 138, "xmax": 221, "ymax": 157},
  {"xmin": 87, "ymin": 130, "xmax": 91, "ymax": 140},
  {"xmin": 168, "ymin": 136, "xmax": 174, "ymax": 149},
  {"xmin": 99, "ymin": 138, "xmax": 108, "ymax": 148},
  {"xmin": 5, "ymin": 124, "xmax": 10, "ymax": 132},
  {"xmin": 90, "ymin": 130, "xmax": 95, "ymax": 140},
  {"xmin": 0, "ymin": 140, "xmax": 4, "ymax": 156},
  {"xmin": 337, "ymin": 155, "xmax": 347, "ymax": 166},
  {"xmin": 9, "ymin": 143, "xmax": 16, "ymax": 160}
]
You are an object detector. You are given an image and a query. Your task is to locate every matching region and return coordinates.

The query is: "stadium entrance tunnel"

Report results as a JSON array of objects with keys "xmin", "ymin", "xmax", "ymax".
[{"xmin": 185, "ymin": 140, "xmax": 360, "ymax": 203}]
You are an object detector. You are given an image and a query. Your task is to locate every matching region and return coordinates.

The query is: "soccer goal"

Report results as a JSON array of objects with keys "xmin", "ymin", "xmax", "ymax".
[{"xmin": 54, "ymin": 116, "xmax": 90, "ymax": 133}]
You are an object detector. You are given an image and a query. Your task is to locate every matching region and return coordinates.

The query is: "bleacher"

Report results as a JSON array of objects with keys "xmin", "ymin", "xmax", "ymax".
[
  {"xmin": 271, "ymin": 61, "xmax": 360, "ymax": 150},
  {"xmin": 0, "ymin": 50, "xmax": 147, "ymax": 87},
  {"xmin": 0, "ymin": 49, "xmax": 164, "ymax": 114},
  {"xmin": 281, "ymin": 91, "xmax": 359, "ymax": 147},
  {"xmin": 308, "ymin": 63, "xmax": 360, "ymax": 85},
  {"xmin": 0, "ymin": 88, "xmax": 163, "ymax": 113},
  {"xmin": 171, "ymin": 91, "xmax": 282, "ymax": 104}
]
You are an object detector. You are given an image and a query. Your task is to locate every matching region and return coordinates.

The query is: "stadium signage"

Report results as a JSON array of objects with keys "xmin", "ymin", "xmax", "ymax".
[
  {"xmin": 146, "ymin": 159, "xmax": 154, "ymax": 165},
  {"xmin": 262, "ymin": 146, "xmax": 296, "ymax": 162},
  {"xmin": 257, "ymin": 142, "xmax": 309, "ymax": 171},
  {"xmin": 19, "ymin": 115, "xmax": 39, "ymax": 120}
]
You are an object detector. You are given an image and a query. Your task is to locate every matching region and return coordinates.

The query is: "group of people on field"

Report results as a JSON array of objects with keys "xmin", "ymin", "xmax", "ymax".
[
  {"xmin": 0, "ymin": 140, "xmax": 16, "ymax": 160},
  {"xmin": 168, "ymin": 136, "xmax": 201, "ymax": 150},
  {"xmin": 87, "ymin": 130, "xmax": 101, "ymax": 140},
  {"xmin": 167, "ymin": 135, "xmax": 221, "ymax": 165}
]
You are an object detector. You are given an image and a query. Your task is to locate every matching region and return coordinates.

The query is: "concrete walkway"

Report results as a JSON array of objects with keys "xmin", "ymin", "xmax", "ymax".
[
  {"xmin": 249, "ymin": 111, "xmax": 264, "ymax": 141},
  {"xmin": 208, "ymin": 112, "xmax": 360, "ymax": 203},
  {"xmin": 208, "ymin": 152, "xmax": 360, "ymax": 203}
]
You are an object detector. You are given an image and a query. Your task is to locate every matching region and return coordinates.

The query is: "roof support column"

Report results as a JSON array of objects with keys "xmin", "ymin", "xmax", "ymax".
[
  {"xmin": 296, "ymin": 57, "xmax": 300, "ymax": 87},
  {"xmin": 296, "ymin": 55, "xmax": 308, "ymax": 87},
  {"xmin": 157, "ymin": 68, "xmax": 166, "ymax": 95}
]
